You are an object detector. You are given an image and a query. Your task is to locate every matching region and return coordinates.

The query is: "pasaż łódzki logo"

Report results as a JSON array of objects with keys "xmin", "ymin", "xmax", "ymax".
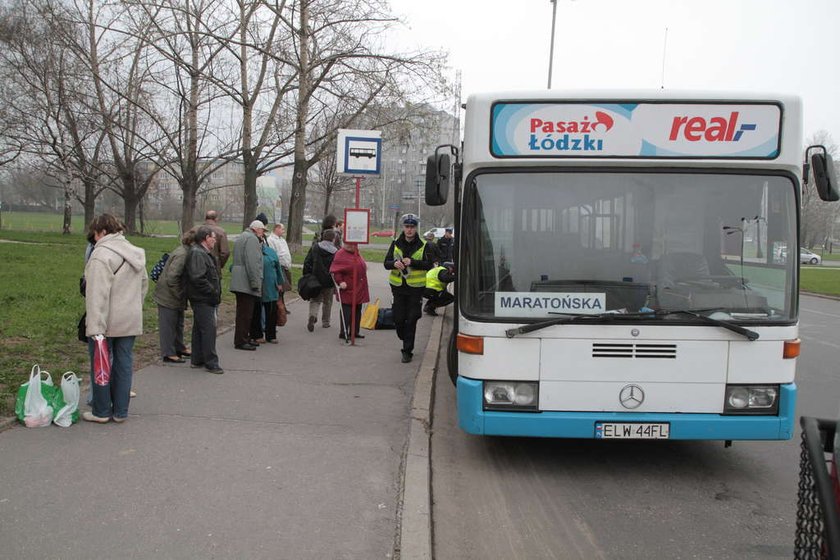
[
  {"xmin": 527, "ymin": 111, "xmax": 614, "ymax": 153},
  {"xmin": 668, "ymin": 111, "xmax": 756, "ymax": 142}
]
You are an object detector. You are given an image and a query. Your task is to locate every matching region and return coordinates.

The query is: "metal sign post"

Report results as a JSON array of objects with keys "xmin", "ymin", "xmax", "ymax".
[{"xmin": 337, "ymin": 129, "xmax": 381, "ymax": 345}]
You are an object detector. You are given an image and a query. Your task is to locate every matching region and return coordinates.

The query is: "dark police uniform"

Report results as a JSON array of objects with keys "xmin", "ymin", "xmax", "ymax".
[{"xmin": 384, "ymin": 233, "xmax": 433, "ymax": 362}]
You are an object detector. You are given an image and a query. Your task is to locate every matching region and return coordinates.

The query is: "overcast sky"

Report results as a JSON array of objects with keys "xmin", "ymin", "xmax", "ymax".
[{"xmin": 389, "ymin": 0, "xmax": 840, "ymax": 144}]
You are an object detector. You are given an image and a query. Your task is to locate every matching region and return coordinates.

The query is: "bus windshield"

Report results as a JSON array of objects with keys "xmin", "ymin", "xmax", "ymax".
[{"xmin": 462, "ymin": 171, "xmax": 798, "ymax": 323}]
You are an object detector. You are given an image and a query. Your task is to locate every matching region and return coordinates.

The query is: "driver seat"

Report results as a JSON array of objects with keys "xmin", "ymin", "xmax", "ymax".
[{"xmin": 657, "ymin": 252, "xmax": 710, "ymax": 290}]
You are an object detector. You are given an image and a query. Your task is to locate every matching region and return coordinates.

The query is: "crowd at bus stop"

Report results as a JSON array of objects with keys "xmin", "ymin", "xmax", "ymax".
[{"xmin": 77, "ymin": 209, "xmax": 455, "ymax": 424}]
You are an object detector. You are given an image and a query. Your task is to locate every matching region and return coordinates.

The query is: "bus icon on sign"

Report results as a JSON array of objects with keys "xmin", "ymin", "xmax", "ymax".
[
  {"xmin": 337, "ymin": 129, "xmax": 382, "ymax": 175},
  {"xmin": 349, "ymin": 147, "xmax": 377, "ymax": 159}
]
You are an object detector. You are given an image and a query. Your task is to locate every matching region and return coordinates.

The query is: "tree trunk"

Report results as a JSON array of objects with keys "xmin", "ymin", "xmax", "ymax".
[
  {"xmin": 242, "ymin": 150, "xmax": 258, "ymax": 230},
  {"xmin": 62, "ymin": 182, "xmax": 72, "ymax": 235},
  {"xmin": 287, "ymin": 0, "xmax": 310, "ymax": 250},
  {"xmin": 123, "ymin": 188, "xmax": 138, "ymax": 234},
  {"xmin": 322, "ymin": 187, "xmax": 331, "ymax": 217},
  {"xmin": 239, "ymin": 3, "xmax": 257, "ymax": 230},
  {"xmin": 180, "ymin": 174, "xmax": 198, "ymax": 231},
  {"xmin": 83, "ymin": 178, "xmax": 96, "ymax": 227},
  {"xmin": 139, "ymin": 197, "xmax": 146, "ymax": 234},
  {"xmin": 287, "ymin": 160, "xmax": 307, "ymax": 250}
]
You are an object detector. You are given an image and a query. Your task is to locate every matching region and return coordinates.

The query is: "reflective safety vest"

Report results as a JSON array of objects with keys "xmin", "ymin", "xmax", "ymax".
[
  {"xmin": 426, "ymin": 266, "xmax": 446, "ymax": 292},
  {"xmin": 389, "ymin": 242, "xmax": 427, "ymax": 287}
]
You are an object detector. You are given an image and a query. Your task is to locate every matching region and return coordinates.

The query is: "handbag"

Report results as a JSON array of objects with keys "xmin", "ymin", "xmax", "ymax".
[
  {"xmin": 280, "ymin": 266, "xmax": 292, "ymax": 293},
  {"xmin": 276, "ymin": 298, "xmax": 288, "ymax": 327},
  {"xmin": 297, "ymin": 273, "xmax": 322, "ymax": 301},
  {"xmin": 360, "ymin": 298, "xmax": 380, "ymax": 330},
  {"xmin": 77, "ymin": 313, "xmax": 88, "ymax": 343}
]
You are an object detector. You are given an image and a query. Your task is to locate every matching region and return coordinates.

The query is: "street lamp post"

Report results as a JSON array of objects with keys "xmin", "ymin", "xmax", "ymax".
[{"xmin": 547, "ymin": 0, "xmax": 558, "ymax": 88}]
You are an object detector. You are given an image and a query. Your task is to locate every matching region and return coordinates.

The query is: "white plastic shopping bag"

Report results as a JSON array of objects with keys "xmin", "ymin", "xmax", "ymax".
[
  {"xmin": 53, "ymin": 372, "xmax": 81, "ymax": 428},
  {"xmin": 23, "ymin": 365, "xmax": 54, "ymax": 428}
]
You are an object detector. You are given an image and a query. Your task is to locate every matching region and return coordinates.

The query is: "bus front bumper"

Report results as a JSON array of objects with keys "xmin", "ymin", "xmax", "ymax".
[{"xmin": 457, "ymin": 377, "xmax": 796, "ymax": 440}]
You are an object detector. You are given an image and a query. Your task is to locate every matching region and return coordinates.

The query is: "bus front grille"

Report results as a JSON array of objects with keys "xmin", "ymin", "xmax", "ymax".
[{"xmin": 592, "ymin": 343, "xmax": 677, "ymax": 359}]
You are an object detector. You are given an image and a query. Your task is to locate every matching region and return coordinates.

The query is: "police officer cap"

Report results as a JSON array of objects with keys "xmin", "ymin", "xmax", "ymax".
[
  {"xmin": 401, "ymin": 213, "xmax": 419, "ymax": 226},
  {"xmin": 443, "ymin": 261, "xmax": 455, "ymax": 268},
  {"xmin": 445, "ymin": 227, "xmax": 453, "ymax": 232}
]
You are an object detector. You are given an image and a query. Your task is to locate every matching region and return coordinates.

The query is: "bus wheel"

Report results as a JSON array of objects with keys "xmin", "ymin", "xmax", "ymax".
[{"xmin": 447, "ymin": 329, "xmax": 458, "ymax": 386}]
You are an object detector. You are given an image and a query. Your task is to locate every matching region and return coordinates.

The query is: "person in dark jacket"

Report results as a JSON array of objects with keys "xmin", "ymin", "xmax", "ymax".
[
  {"xmin": 186, "ymin": 226, "xmax": 223, "ymax": 374},
  {"xmin": 423, "ymin": 231, "xmax": 440, "ymax": 263},
  {"xmin": 304, "ymin": 229, "xmax": 339, "ymax": 331},
  {"xmin": 383, "ymin": 213, "xmax": 434, "ymax": 363},
  {"xmin": 436, "ymin": 228, "xmax": 455, "ymax": 263},
  {"xmin": 153, "ymin": 228, "xmax": 195, "ymax": 363}
]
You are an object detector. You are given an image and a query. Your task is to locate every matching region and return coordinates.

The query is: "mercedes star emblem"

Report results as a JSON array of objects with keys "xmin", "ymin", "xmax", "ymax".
[{"xmin": 619, "ymin": 384, "xmax": 645, "ymax": 409}]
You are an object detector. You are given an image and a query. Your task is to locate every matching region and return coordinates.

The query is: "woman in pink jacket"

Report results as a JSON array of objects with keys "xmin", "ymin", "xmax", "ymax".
[{"xmin": 329, "ymin": 243, "xmax": 369, "ymax": 341}]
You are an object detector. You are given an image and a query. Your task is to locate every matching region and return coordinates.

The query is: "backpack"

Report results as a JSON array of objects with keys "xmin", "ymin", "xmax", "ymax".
[{"xmin": 150, "ymin": 253, "xmax": 170, "ymax": 282}]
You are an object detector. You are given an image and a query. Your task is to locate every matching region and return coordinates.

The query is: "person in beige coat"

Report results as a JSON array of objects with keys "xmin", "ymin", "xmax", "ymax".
[{"xmin": 83, "ymin": 214, "xmax": 148, "ymax": 424}]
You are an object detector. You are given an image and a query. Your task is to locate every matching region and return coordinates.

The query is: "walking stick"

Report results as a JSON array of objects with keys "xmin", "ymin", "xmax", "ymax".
[{"xmin": 331, "ymin": 274, "xmax": 350, "ymax": 345}]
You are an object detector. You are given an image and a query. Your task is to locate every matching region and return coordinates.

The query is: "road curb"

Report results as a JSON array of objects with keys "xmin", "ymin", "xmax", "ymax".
[
  {"xmin": 398, "ymin": 311, "xmax": 444, "ymax": 560},
  {"xmin": 801, "ymin": 291, "xmax": 840, "ymax": 302}
]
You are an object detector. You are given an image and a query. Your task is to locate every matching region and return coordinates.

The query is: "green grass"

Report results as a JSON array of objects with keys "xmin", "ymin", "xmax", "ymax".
[
  {"xmin": 0, "ymin": 210, "xmax": 242, "ymax": 236},
  {"xmin": 800, "ymin": 267, "xmax": 840, "ymax": 296},
  {"xmin": 0, "ymin": 232, "xmax": 200, "ymax": 415}
]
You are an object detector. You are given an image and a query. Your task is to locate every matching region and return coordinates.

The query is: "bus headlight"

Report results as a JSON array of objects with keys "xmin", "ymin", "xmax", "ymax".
[
  {"xmin": 483, "ymin": 381, "xmax": 539, "ymax": 411},
  {"xmin": 723, "ymin": 385, "xmax": 779, "ymax": 415}
]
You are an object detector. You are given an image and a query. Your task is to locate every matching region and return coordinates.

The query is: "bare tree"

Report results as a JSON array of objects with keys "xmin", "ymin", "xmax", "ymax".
[
  {"xmin": 50, "ymin": 0, "xmax": 169, "ymax": 233},
  {"xmin": 281, "ymin": 0, "xmax": 449, "ymax": 248},
  {"xmin": 120, "ymin": 0, "xmax": 241, "ymax": 231},
  {"xmin": 0, "ymin": 0, "xmax": 110, "ymax": 231}
]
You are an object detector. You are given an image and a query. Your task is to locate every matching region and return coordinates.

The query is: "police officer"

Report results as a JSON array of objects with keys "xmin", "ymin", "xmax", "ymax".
[
  {"xmin": 423, "ymin": 261, "xmax": 455, "ymax": 316},
  {"xmin": 384, "ymin": 213, "xmax": 434, "ymax": 363}
]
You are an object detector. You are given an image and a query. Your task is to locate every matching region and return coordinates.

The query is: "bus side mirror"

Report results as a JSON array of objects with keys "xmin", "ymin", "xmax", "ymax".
[
  {"xmin": 425, "ymin": 153, "xmax": 450, "ymax": 206},
  {"xmin": 806, "ymin": 145, "xmax": 840, "ymax": 202},
  {"xmin": 426, "ymin": 144, "xmax": 461, "ymax": 206}
]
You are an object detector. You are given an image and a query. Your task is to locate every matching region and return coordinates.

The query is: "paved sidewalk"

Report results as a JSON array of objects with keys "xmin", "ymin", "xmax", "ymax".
[{"xmin": 0, "ymin": 265, "xmax": 434, "ymax": 560}]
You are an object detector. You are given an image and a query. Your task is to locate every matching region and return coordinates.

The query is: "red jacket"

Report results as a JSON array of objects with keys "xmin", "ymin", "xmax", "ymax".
[{"xmin": 330, "ymin": 248, "xmax": 370, "ymax": 305}]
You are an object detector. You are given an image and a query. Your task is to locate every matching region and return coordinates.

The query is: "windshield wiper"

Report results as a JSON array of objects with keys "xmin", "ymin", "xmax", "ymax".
[
  {"xmin": 653, "ymin": 310, "xmax": 759, "ymax": 341},
  {"xmin": 505, "ymin": 311, "xmax": 656, "ymax": 338},
  {"xmin": 504, "ymin": 308, "xmax": 759, "ymax": 341}
]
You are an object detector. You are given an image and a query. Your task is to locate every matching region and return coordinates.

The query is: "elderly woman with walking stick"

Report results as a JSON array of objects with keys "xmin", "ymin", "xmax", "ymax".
[{"xmin": 330, "ymin": 242, "xmax": 369, "ymax": 343}]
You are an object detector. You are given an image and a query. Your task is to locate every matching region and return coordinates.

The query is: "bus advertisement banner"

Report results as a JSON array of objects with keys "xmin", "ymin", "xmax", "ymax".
[{"xmin": 490, "ymin": 102, "xmax": 781, "ymax": 159}]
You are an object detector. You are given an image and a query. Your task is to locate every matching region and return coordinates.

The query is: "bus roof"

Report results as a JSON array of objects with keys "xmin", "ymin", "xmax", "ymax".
[{"xmin": 463, "ymin": 90, "xmax": 803, "ymax": 172}]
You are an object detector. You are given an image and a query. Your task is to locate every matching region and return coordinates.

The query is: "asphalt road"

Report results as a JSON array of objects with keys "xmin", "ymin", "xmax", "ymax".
[{"xmin": 430, "ymin": 294, "xmax": 840, "ymax": 560}]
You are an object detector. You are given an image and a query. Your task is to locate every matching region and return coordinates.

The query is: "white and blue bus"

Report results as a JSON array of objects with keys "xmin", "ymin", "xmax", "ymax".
[{"xmin": 425, "ymin": 90, "xmax": 838, "ymax": 442}]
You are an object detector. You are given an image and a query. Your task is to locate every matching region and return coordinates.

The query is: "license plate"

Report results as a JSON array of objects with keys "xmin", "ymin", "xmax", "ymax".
[{"xmin": 595, "ymin": 422, "xmax": 670, "ymax": 439}]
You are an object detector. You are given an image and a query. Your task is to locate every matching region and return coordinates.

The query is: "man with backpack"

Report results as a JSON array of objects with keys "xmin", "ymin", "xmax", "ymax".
[{"xmin": 303, "ymin": 229, "xmax": 339, "ymax": 332}]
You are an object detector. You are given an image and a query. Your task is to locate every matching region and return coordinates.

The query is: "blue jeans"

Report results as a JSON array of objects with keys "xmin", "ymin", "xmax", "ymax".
[{"xmin": 88, "ymin": 336, "xmax": 135, "ymax": 419}]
